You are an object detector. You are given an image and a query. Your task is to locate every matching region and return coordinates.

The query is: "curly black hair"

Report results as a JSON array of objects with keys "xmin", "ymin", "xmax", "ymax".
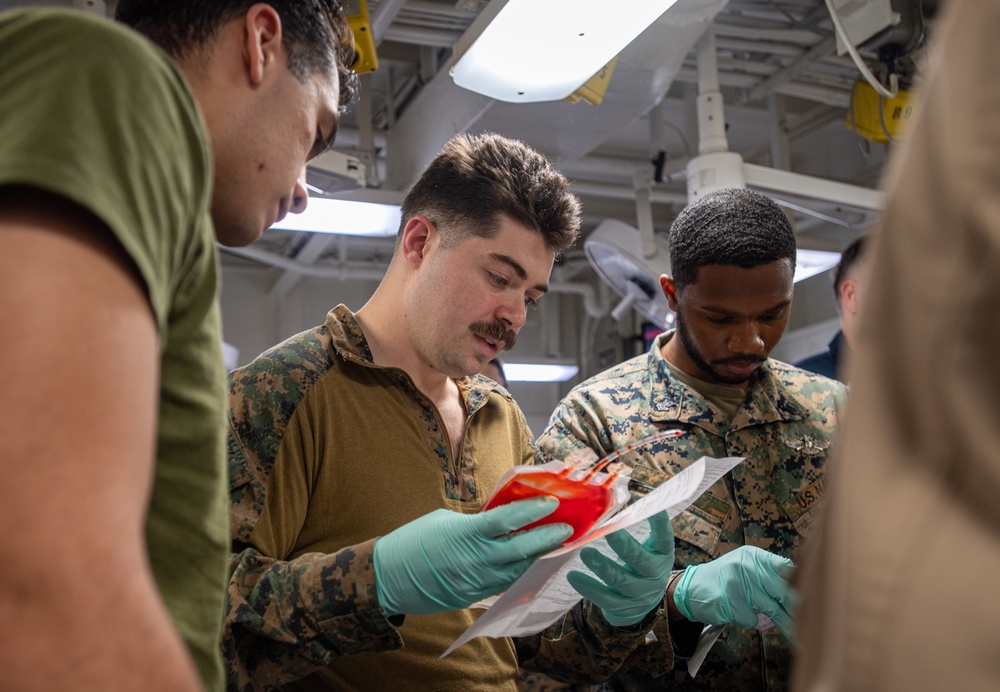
[{"xmin": 668, "ymin": 188, "xmax": 796, "ymax": 289}]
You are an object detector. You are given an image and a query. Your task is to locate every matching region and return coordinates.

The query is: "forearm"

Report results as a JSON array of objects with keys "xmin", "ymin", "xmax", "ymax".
[{"xmin": 223, "ymin": 540, "xmax": 403, "ymax": 690}]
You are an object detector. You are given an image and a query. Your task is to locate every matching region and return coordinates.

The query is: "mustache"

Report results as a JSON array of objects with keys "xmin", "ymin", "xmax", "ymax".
[{"xmin": 471, "ymin": 321, "xmax": 517, "ymax": 352}]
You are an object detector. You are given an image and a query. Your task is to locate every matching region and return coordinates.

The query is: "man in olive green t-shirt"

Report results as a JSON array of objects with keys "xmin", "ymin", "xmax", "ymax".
[{"xmin": 0, "ymin": 2, "xmax": 357, "ymax": 690}]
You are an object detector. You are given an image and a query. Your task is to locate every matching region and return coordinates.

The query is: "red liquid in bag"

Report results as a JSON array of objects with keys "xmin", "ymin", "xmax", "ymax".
[{"xmin": 482, "ymin": 470, "xmax": 616, "ymax": 543}]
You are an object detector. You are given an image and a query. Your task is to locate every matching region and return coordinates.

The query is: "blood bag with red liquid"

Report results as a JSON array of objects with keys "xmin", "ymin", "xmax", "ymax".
[
  {"xmin": 481, "ymin": 429, "xmax": 685, "ymax": 544},
  {"xmin": 482, "ymin": 450, "xmax": 631, "ymax": 543}
]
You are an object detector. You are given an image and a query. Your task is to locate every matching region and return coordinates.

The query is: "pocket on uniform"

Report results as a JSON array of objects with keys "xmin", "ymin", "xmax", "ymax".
[
  {"xmin": 629, "ymin": 464, "xmax": 726, "ymax": 555},
  {"xmin": 673, "ymin": 508, "xmax": 723, "ymax": 554}
]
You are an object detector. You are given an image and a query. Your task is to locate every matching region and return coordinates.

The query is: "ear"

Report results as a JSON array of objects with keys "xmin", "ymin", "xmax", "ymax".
[
  {"xmin": 841, "ymin": 278, "xmax": 860, "ymax": 314},
  {"xmin": 243, "ymin": 4, "xmax": 283, "ymax": 87},
  {"xmin": 660, "ymin": 275, "xmax": 679, "ymax": 310},
  {"xmin": 399, "ymin": 216, "xmax": 437, "ymax": 269}
]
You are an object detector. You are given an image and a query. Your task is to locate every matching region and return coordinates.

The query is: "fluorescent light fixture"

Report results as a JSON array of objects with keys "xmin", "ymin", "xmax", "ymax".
[
  {"xmin": 503, "ymin": 363, "xmax": 580, "ymax": 383},
  {"xmin": 450, "ymin": 0, "xmax": 680, "ymax": 103},
  {"xmin": 795, "ymin": 249, "xmax": 842, "ymax": 283},
  {"xmin": 269, "ymin": 198, "xmax": 400, "ymax": 236}
]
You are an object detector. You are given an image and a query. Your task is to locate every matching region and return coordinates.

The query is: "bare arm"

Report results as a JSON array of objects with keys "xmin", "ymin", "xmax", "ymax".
[{"xmin": 0, "ymin": 189, "xmax": 203, "ymax": 690}]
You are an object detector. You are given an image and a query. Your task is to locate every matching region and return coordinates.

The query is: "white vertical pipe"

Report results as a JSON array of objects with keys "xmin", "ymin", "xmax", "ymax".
[{"xmin": 695, "ymin": 26, "xmax": 729, "ymax": 155}]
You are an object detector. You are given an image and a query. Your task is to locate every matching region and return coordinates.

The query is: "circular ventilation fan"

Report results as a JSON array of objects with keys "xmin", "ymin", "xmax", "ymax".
[{"xmin": 583, "ymin": 219, "xmax": 673, "ymax": 328}]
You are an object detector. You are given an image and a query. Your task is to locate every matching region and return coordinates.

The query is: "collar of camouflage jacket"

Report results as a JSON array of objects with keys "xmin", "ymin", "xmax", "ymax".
[
  {"xmin": 645, "ymin": 331, "xmax": 808, "ymax": 435},
  {"xmin": 322, "ymin": 304, "xmax": 511, "ymax": 412}
]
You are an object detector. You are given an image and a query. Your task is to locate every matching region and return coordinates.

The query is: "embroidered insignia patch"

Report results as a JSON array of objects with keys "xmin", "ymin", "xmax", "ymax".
[{"xmin": 784, "ymin": 434, "xmax": 829, "ymax": 456}]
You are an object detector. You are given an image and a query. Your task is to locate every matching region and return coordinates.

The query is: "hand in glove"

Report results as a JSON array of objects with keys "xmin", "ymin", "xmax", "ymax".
[
  {"xmin": 672, "ymin": 546, "xmax": 798, "ymax": 641},
  {"xmin": 373, "ymin": 497, "xmax": 571, "ymax": 617},
  {"xmin": 566, "ymin": 511, "xmax": 675, "ymax": 627}
]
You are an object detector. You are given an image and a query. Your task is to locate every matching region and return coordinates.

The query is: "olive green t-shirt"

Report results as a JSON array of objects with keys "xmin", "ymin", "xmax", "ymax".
[{"xmin": 0, "ymin": 9, "xmax": 228, "ymax": 690}]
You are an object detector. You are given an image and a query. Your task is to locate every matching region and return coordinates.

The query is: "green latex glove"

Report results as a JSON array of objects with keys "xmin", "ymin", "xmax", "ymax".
[
  {"xmin": 566, "ymin": 511, "xmax": 675, "ymax": 627},
  {"xmin": 673, "ymin": 546, "xmax": 798, "ymax": 641},
  {"xmin": 373, "ymin": 497, "xmax": 571, "ymax": 617}
]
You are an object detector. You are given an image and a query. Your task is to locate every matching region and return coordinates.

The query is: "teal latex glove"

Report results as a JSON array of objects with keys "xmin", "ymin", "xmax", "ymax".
[
  {"xmin": 566, "ymin": 511, "xmax": 675, "ymax": 627},
  {"xmin": 673, "ymin": 546, "xmax": 798, "ymax": 641},
  {"xmin": 373, "ymin": 497, "xmax": 571, "ymax": 617}
]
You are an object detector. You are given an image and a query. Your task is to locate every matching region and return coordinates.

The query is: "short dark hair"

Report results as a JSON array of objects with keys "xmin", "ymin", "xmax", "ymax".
[
  {"xmin": 115, "ymin": 0, "xmax": 358, "ymax": 110},
  {"xmin": 833, "ymin": 235, "xmax": 868, "ymax": 305},
  {"xmin": 398, "ymin": 133, "xmax": 581, "ymax": 255},
  {"xmin": 668, "ymin": 188, "xmax": 797, "ymax": 289}
]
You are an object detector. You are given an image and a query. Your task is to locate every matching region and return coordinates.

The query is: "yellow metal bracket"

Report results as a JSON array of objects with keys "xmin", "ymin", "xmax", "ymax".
[
  {"xmin": 563, "ymin": 56, "xmax": 619, "ymax": 106},
  {"xmin": 343, "ymin": 0, "xmax": 378, "ymax": 74},
  {"xmin": 848, "ymin": 81, "xmax": 915, "ymax": 143}
]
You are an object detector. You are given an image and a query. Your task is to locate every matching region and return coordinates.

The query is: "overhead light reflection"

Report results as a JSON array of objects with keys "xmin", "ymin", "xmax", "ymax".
[
  {"xmin": 270, "ymin": 198, "xmax": 401, "ymax": 237},
  {"xmin": 503, "ymin": 363, "xmax": 580, "ymax": 383}
]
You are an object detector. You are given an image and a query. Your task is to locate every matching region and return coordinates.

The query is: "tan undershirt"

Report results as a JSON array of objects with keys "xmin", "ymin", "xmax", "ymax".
[{"xmin": 665, "ymin": 360, "xmax": 748, "ymax": 422}]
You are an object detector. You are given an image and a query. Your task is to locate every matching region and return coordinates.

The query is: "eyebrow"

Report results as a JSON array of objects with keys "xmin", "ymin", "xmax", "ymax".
[
  {"xmin": 490, "ymin": 252, "xmax": 549, "ymax": 294},
  {"xmin": 702, "ymin": 299, "xmax": 791, "ymax": 316},
  {"xmin": 319, "ymin": 113, "xmax": 341, "ymax": 156}
]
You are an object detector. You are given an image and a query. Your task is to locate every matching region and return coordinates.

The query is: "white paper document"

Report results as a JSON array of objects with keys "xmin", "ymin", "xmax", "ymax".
[{"xmin": 442, "ymin": 456, "xmax": 744, "ymax": 657}]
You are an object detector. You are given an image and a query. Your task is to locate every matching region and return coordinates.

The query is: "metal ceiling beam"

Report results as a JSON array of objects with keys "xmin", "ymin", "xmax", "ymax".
[
  {"xmin": 381, "ymin": 24, "xmax": 462, "ymax": 47},
  {"xmin": 381, "ymin": 62, "xmax": 494, "ymax": 191},
  {"xmin": 370, "ymin": 0, "xmax": 409, "ymax": 44},
  {"xmin": 674, "ymin": 66, "xmax": 851, "ymax": 107},
  {"xmin": 740, "ymin": 35, "xmax": 838, "ymax": 104},
  {"xmin": 269, "ymin": 233, "xmax": 335, "ymax": 296}
]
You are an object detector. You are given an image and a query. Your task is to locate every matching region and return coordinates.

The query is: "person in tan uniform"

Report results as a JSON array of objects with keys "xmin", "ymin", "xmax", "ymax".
[
  {"xmin": 224, "ymin": 133, "xmax": 677, "ymax": 691},
  {"xmin": 793, "ymin": 1, "xmax": 1000, "ymax": 689}
]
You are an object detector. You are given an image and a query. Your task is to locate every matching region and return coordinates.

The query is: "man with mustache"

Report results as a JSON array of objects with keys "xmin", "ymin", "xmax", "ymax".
[
  {"xmin": 535, "ymin": 188, "xmax": 846, "ymax": 691},
  {"xmin": 223, "ymin": 133, "xmax": 677, "ymax": 691}
]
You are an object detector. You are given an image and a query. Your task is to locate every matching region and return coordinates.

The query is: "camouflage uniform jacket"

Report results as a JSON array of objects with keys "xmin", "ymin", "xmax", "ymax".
[
  {"xmin": 534, "ymin": 332, "xmax": 847, "ymax": 691},
  {"xmin": 223, "ymin": 305, "xmax": 669, "ymax": 691}
]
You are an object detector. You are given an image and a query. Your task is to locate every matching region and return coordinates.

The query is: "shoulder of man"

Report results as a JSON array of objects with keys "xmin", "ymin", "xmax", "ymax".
[
  {"xmin": 569, "ymin": 350, "xmax": 651, "ymax": 398},
  {"xmin": 766, "ymin": 358, "xmax": 847, "ymax": 411},
  {"xmin": 227, "ymin": 324, "xmax": 336, "ymax": 543},
  {"xmin": 534, "ymin": 352, "xmax": 651, "ymax": 464}
]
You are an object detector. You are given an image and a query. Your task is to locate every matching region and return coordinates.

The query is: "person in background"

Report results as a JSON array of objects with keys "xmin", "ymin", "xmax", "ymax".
[
  {"xmin": 536, "ymin": 188, "xmax": 847, "ymax": 691},
  {"xmin": 0, "ymin": 1, "xmax": 356, "ymax": 690},
  {"xmin": 794, "ymin": 1, "xmax": 1000, "ymax": 689},
  {"xmin": 480, "ymin": 357, "xmax": 510, "ymax": 388},
  {"xmin": 794, "ymin": 235, "xmax": 868, "ymax": 383},
  {"xmin": 224, "ymin": 132, "xmax": 676, "ymax": 691}
]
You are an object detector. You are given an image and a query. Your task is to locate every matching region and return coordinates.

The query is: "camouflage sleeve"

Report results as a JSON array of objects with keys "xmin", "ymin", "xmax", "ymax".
[
  {"xmin": 533, "ymin": 392, "xmax": 617, "ymax": 465},
  {"xmin": 223, "ymin": 539, "xmax": 403, "ymax": 691},
  {"xmin": 514, "ymin": 599, "xmax": 674, "ymax": 683},
  {"xmin": 224, "ymin": 372, "xmax": 404, "ymax": 690}
]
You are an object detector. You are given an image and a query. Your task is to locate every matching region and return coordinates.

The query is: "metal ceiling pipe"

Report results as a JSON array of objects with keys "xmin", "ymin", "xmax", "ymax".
[
  {"xmin": 713, "ymin": 24, "xmax": 824, "ymax": 44},
  {"xmin": 371, "ymin": 0, "xmax": 410, "ymax": 45},
  {"xmin": 221, "ymin": 245, "xmax": 388, "ymax": 282},
  {"xmin": 570, "ymin": 181, "xmax": 688, "ymax": 205},
  {"xmin": 549, "ymin": 282, "xmax": 609, "ymax": 320},
  {"xmin": 674, "ymin": 66, "xmax": 851, "ymax": 107},
  {"xmin": 740, "ymin": 36, "xmax": 838, "ymax": 105},
  {"xmin": 381, "ymin": 25, "xmax": 463, "ymax": 47}
]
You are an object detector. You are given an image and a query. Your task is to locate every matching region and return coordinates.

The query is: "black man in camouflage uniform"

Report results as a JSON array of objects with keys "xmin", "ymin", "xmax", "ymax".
[{"xmin": 536, "ymin": 189, "xmax": 847, "ymax": 691}]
